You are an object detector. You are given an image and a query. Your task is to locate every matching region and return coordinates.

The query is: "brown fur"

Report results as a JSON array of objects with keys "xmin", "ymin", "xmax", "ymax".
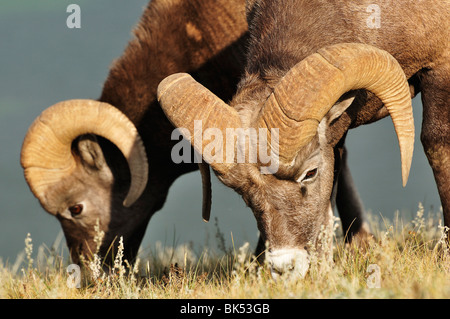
[
  {"xmin": 213, "ymin": 0, "xmax": 449, "ymax": 255},
  {"xmin": 56, "ymin": 0, "xmax": 249, "ymax": 264}
]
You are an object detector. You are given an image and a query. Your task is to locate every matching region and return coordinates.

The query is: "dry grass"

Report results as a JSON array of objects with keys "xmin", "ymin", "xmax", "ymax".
[{"xmin": 1, "ymin": 203, "xmax": 449, "ymax": 299}]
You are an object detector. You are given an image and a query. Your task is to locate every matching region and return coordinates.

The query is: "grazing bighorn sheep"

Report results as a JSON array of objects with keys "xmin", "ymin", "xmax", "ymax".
[
  {"xmin": 21, "ymin": 0, "xmax": 249, "ymax": 265},
  {"xmin": 21, "ymin": 0, "xmax": 369, "ymax": 267},
  {"xmin": 158, "ymin": 0, "xmax": 449, "ymax": 278}
]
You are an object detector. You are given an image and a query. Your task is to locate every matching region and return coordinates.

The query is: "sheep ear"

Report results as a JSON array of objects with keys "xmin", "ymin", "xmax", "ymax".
[
  {"xmin": 318, "ymin": 93, "xmax": 356, "ymax": 145},
  {"xmin": 324, "ymin": 92, "xmax": 356, "ymax": 125},
  {"xmin": 76, "ymin": 134, "xmax": 108, "ymax": 171}
]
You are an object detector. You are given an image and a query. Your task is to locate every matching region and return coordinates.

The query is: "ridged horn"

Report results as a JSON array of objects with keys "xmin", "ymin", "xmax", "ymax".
[
  {"xmin": 21, "ymin": 99, "xmax": 148, "ymax": 211},
  {"xmin": 258, "ymin": 43, "xmax": 414, "ymax": 186},
  {"xmin": 157, "ymin": 73, "xmax": 242, "ymax": 175}
]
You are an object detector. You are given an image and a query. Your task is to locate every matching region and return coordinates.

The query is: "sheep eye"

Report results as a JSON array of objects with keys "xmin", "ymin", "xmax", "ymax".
[
  {"xmin": 303, "ymin": 168, "xmax": 318, "ymax": 181},
  {"xmin": 69, "ymin": 204, "xmax": 83, "ymax": 216}
]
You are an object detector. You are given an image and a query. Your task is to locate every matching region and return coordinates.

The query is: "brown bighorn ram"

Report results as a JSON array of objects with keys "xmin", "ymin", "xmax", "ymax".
[
  {"xmin": 21, "ymin": 0, "xmax": 370, "ymax": 267},
  {"xmin": 21, "ymin": 0, "xmax": 249, "ymax": 265},
  {"xmin": 158, "ymin": 0, "xmax": 449, "ymax": 278}
]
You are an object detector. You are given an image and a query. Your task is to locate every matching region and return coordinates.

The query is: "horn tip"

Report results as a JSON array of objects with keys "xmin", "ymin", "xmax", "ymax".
[
  {"xmin": 122, "ymin": 198, "xmax": 133, "ymax": 208},
  {"xmin": 402, "ymin": 176, "xmax": 408, "ymax": 188},
  {"xmin": 402, "ymin": 169, "xmax": 410, "ymax": 187},
  {"xmin": 401, "ymin": 139, "xmax": 414, "ymax": 187},
  {"xmin": 401, "ymin": 160, "xmax": 412, "ymax": 187}
]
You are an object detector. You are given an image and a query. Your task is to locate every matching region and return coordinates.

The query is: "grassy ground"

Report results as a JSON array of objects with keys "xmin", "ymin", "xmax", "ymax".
[{"xmin": 1, "ymin": 204, "xmax": 449, "ymax": 299}]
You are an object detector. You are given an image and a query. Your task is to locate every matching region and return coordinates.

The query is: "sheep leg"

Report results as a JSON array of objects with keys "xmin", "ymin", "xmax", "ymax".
[
  {"xmin": 335, "ymin": 146, "xmax": 372, "ymax": 244},
  {"xmin": 420, "ymin": 63, "xmax": 450, "ymax": 240},
  {"xmin": 254, "ymin": 235, "xmax": 266, "ymax": 264}
]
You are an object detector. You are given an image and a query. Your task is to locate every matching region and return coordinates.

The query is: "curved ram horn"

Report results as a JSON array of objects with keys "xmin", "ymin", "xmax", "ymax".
[
  {"xmin": 157, "ymin": 73, "xmax": 242, "ymax": 175},
  {"xmin": 21, "ymin": 99, "xmax": 148, "ymax": 210},
  {"xmin": 258, "ymin": 43, "xmax": 414, "ymax": 186}
]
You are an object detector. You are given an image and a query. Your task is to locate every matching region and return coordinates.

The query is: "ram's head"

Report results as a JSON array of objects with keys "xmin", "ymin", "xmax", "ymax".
[
  {"xmin": 158, "ymin": 43, "xmax": 414, "ymax": 278},
  {"xmin": 21, "ymin": 100, "xmax": 149, "ymax": 264}
]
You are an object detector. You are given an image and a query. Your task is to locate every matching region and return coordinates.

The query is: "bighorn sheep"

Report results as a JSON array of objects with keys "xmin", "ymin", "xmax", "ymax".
[
  {"xmin": 21, "ymin": 0, "xmax": 249, "ymax": 264},
  {"xmin": 157, "ymin": 0, "xmax": 450, "ymax": 278}
]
